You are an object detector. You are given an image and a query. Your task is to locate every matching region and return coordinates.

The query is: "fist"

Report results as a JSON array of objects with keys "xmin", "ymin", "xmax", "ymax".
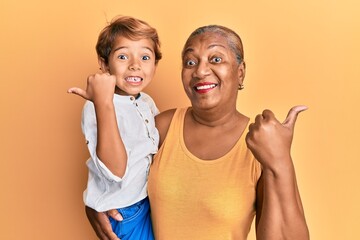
[
  {"xmin": 245, "ymin": 106, "xmax": 307, "ymax": 171},
  {"xmin": 68, "ymin": 72, "xmax": 116, "ymax": 104}
]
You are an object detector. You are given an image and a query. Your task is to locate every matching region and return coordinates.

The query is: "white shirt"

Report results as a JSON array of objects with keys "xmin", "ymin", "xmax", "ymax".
[{"xmin": 81, "ymin": 93, "xmax": 159, "ymax": 212}]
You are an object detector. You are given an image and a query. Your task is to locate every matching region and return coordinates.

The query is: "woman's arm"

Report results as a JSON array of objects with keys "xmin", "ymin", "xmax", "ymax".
[
  {"xmin": 85, "ymin": 206, "xmax": 121, "ymax": 240},
  {"xmin": 155, "ymin": 108, "xmax": 176, "ymax": 147},
  {"xmin": 247, "ymin": 106, "xmax": 309, "ymax": 240}
]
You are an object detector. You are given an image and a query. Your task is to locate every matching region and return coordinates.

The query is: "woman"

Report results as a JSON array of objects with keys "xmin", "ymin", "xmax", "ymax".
[{"xmin": 86, "ymin": 24, "xmax": 309, "ymax": 240}]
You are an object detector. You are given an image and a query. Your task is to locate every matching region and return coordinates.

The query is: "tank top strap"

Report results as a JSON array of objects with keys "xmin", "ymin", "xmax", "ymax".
[
  {"xmin": 170, "ymin": 107, "xmax": 187, "ymax": 131},
  {"xmin": 160, "ymin": 107, "xmax": 188, "ymax": 147}
]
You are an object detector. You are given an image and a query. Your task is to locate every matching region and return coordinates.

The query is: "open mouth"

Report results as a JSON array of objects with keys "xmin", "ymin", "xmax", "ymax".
[
  {"xmin": 194, "ymin": 83, "xmax": 218, "ymax": 92},
  {"xmin": 125, "ymin": 76, "xmax": 143, "ymax": 83}
]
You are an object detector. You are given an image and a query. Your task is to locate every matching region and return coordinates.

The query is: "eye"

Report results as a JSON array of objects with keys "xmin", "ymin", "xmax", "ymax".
[
  {"xmin": 211, "ymin": 57, "xmax": 222, "ymax": 63},
  {"xmin": 142, "ymin": 55, "xmax": 151, "ymax": 61},
  {"xmin": 117, "ymin": 54, "xmax": 128, "ymax": 60},
  {"xmin": 185, "ymin": 59, "xmax": 196, "ymax": 66}
]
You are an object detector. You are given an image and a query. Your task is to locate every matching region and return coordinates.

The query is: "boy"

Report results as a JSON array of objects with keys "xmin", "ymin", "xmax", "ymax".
[{"xmin": 68, "ymin": 16, "xmax": 162, "ymax": 240}]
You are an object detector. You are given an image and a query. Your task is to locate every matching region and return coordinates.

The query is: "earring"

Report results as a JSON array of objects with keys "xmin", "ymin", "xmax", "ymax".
[{"xmin": 238, "ymin": 83, "xmax": 244, "ymax": 90}]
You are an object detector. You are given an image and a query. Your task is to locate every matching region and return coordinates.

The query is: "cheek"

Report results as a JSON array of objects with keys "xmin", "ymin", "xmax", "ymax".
[
  {"xmin": 217, "ymin": 66, "xmax": 231, "ymax": 77},
  {"xmin": 145, "ymin": 64, "xmax": 156, "ymax": 76},
  {"xmin": 220, "ymin": 67, "xmax": 238, "ymax": 84},
  {"xmin": 181, "ymin": 69, "xmax": 191, "ymax": 84},
  {"xmin": 108, "ymin": 62, "xmax": 124, "ymax": 74}
]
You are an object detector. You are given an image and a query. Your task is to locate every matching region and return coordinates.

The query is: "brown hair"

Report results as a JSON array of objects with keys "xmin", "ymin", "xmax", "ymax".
[
  {"xmin": 182, "ymin": 25, "xmax": 244, "ymax": 64},
  {"xmin": 96, "ymin": 16, "xmax": 162, "ymax": 65}
]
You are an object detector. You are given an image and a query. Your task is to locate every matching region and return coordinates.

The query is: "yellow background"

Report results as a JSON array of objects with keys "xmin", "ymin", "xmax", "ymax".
[{"xmin": 1, "ymin": 0, "xmax": 359, "ymax": 239}]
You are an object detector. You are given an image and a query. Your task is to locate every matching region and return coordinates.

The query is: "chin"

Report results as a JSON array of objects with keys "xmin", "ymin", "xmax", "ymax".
[
  {"xmin": 125, "ymin": 86, "xmax": 145, "ymax": 94},
  {"xmin": 192, "ymin": 101, "xmax": 217, "ymax": 111}
]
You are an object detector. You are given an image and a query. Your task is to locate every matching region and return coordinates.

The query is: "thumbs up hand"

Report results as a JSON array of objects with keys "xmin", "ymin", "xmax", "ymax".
[
  {"xmin": 245, "ymin": 105, "xmax": 307, "ymax": 172},
  {"xmin": 67, "ymin": 72, "xmax": 116, "ymax": 105}
]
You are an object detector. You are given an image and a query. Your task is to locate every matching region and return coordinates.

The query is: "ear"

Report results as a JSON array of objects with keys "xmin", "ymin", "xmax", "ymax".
[
  {"xmin": 237, "ymin": 61, "xmax": 246, "ymax": 85},
  {"xmin": 98, "ymin": 57, "xmax": 110, "ymax": 73}
]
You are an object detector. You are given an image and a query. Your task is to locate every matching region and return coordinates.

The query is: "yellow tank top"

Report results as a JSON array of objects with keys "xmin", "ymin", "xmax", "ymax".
[{"xmin": 148, "ymin": 108, "xmax": 261, "ymax": 240}]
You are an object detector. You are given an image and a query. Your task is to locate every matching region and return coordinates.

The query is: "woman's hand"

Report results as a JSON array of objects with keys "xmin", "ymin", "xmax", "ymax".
[
  {"xmin": 247, "ymin": 106, "xmax": 309, "ymax": 240},
  {"xmin": 85, "ymin": 206, "xmax": 123, "ymax": 240},
  {"xmin": 245, "ymin": 105, "xmax": 307, "ymax": 173},
  {"xmin": 67, "ymin": 72, "xmax": 116, "ymax": 105}
]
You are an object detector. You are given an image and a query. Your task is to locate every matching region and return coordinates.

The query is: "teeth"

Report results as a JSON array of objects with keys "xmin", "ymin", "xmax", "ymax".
[
  {"xmin": 126, "ymin": 77, "xmax": 142, "ymax": 82},
  {"xmin": 196, "ymin": 84, "xmax": 216, "ymax": 90}
]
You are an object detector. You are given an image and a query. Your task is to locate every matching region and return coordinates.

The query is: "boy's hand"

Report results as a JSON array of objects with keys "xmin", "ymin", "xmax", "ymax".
[{"xmin": 68, "ymin": 73, "xmax": 116, "ymax": 104}]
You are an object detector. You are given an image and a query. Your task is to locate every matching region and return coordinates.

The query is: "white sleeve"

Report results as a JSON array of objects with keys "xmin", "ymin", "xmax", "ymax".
[
  {"xmin": 81, "ymin": 101, "xmax": 126, "ymax": 183},
  {"xmin": 142, "ymin": 92, "xmax": 160, "ymax": 116}
]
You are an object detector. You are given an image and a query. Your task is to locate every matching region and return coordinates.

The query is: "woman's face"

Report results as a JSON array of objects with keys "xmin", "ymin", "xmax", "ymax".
[{"xmin": 181, "ymin": 32, "xmax": 245, "ymax": 111}]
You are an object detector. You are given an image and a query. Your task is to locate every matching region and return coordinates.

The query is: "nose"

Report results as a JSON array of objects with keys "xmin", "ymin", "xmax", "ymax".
[
  {"xmin": 129, "ymin": 59, "xmax": 141, "ymax": 71},
  {"xmin": 192, "ymin": 60, "xmax": 211, "ymax": 79}
]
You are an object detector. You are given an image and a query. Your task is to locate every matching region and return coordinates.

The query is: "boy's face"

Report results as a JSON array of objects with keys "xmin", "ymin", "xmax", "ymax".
[{"xmin": 104, "ymin": 36, "xmax": 157, "ymax": 96}]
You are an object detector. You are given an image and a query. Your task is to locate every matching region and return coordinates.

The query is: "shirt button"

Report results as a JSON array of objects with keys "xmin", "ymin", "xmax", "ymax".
[
  {"xmin": 130, "ymin": 96, "xmax": 135, "ymax": 101},
  {"xmin": 145, "ymin": 119, "xmax": 149, "ymax": 123}
]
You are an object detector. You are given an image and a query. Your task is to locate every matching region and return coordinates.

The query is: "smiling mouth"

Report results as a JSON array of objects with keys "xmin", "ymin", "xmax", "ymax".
[
  {"xmin": 194, "ymin": 83, "xmax": 218, "ymax": 91},
  {"xmin": 125, "ymin": 76, "xmax": 143, "ymax": 83}
]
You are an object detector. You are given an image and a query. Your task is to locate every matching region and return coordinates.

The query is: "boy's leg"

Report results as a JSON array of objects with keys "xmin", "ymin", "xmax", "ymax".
[{"xmin": 109, "ymin": 197, "xmax": 154, "ymax": 240}]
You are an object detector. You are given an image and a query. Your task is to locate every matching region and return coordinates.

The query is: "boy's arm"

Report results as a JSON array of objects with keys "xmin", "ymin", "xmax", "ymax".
[
  {"xmin": 94, "ymin": 97, "xmax": 127, "ymax": 178},
  {"xmin": 69, "ymin": 73, "xmax": 127, "ymax": 178},
  {"xmin": 81, "ymin": 108, "xmax": 177, "ymax": 240},
  {"xmin": 246, "ymin": 106, "xmax": 309, "ymax": 240}
]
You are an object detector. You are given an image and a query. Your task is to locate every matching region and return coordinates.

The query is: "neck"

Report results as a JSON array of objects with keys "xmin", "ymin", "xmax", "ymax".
[{"xmin": 190, "ymin": 106, "xmax": 240, "ymax": 128}]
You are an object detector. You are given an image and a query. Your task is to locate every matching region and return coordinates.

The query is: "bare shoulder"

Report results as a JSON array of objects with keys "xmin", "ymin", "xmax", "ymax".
[{"xmin": 155, "ymin": 108, "xmax": 177, "ymax": 146}]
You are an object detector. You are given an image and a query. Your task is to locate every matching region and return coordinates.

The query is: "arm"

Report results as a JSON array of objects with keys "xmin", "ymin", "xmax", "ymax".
[
  {"xmin": 85, "ymin": 206, "xmax": 121, "ymax": 240},
  {"xmin": 246, "ymin": 106, "xmax": 309, "ymax": 240},
  {"xmin": 155, "ymin": 108, "xmax": 176, "ymax": 147},
  {"xmin": 80, "ymin": 109, "xmax": 176, "ymax": 239},
  {"xmin": 69, "ymin": 73, "xmax": 126, "ymax": 239},
  {"xmin": 68, "ymin": 72, "xmax": 127, "ymax": 178}
]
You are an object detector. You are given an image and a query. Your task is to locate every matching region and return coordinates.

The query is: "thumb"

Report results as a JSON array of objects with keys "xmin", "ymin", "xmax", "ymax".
[
  {"xmin": 282, "ymin": 105, "xmax": 308, "ymax": 130},
  {"xmin": 67, "ymin": 87, "xmax": 89, "ymax": 100},
  {"xmin": 107, "ymin": 209, "xmax": 123, "ymax": 221}
]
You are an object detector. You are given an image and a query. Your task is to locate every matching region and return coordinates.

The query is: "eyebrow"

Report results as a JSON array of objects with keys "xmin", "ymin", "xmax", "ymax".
[
  {"xmin": 183, "ymin": 44, "xmax": 226, "ymax": 55},
  {"xmin": 112, "ymin": 46, "xmax": 154, "ymax": 53}
]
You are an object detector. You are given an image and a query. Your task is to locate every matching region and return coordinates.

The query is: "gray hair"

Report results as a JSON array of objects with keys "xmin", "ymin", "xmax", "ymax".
[{"xmin": 182, "ymin": 25, "xmax": 244, "ymax": 64}]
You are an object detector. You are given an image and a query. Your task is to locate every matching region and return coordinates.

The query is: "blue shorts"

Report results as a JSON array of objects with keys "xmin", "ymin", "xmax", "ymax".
[{"xmin": 109, "ymin": 197, "xmax": 154, "ymax": 240}]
